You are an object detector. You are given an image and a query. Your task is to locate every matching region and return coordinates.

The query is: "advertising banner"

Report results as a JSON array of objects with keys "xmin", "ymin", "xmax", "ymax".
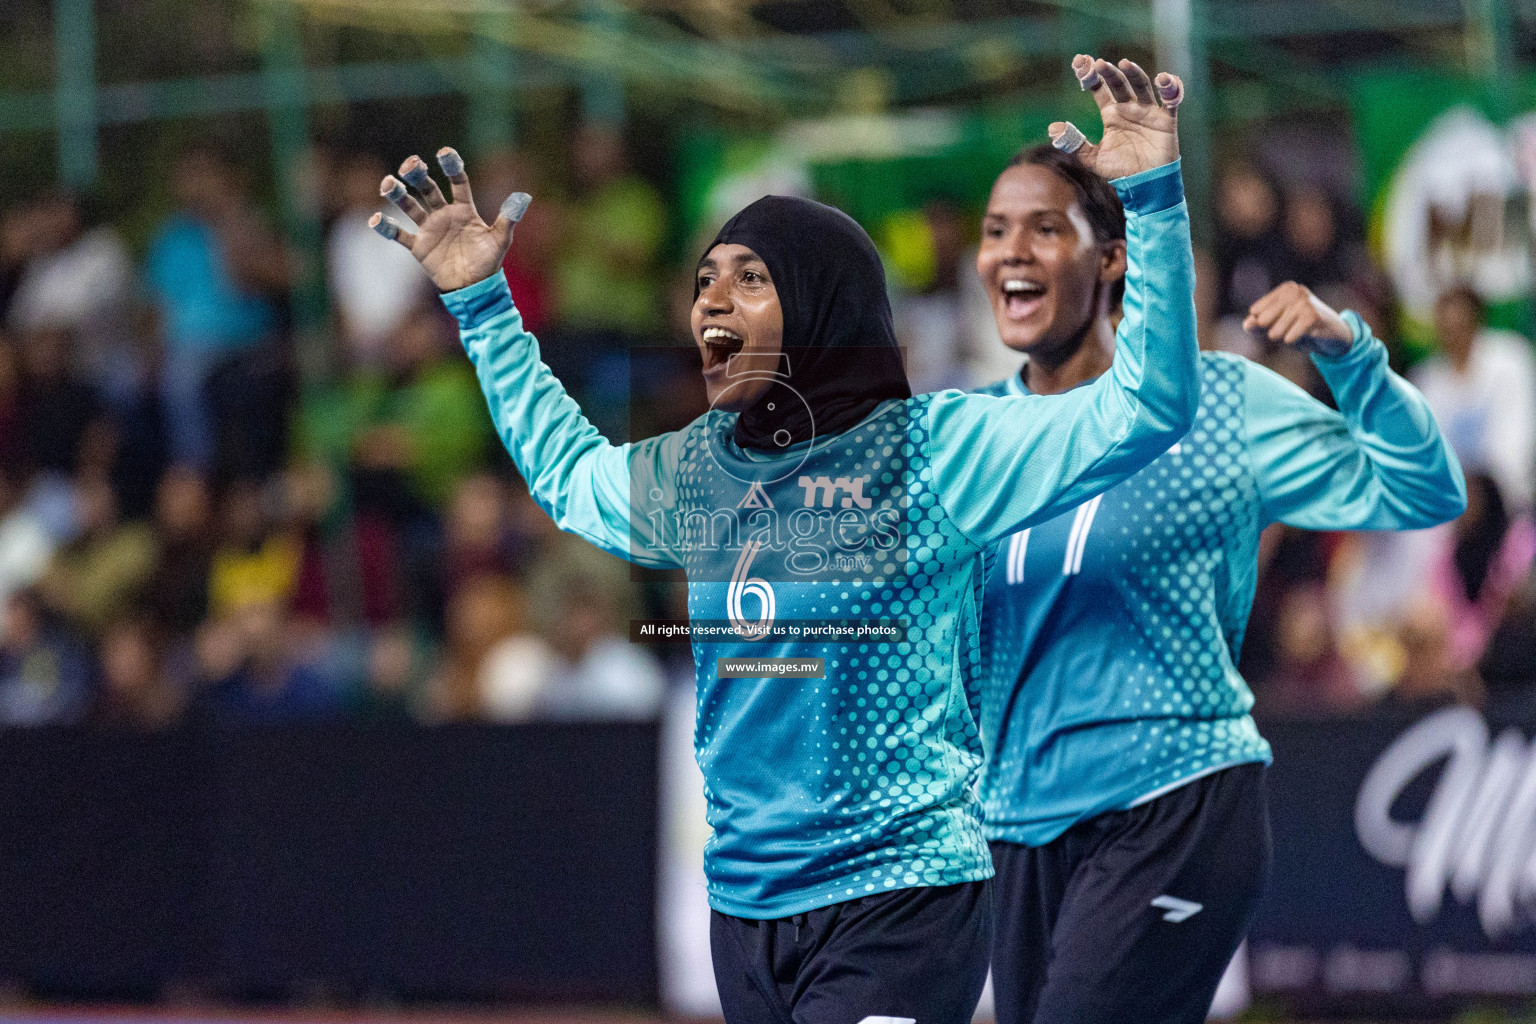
[
  {"xmin": 1253, "ymin": 705, "xmax": 1536, "ymax": 1013},
  {"xmin": 1349, "ymin": 69, "xmax": 1536, "ymax": 349}
]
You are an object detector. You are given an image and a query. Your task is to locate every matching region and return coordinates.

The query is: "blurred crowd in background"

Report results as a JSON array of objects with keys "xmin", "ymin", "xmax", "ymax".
[{"xmin": 0, "ymin": 118, "xmax": 1532, "ymax": 731}]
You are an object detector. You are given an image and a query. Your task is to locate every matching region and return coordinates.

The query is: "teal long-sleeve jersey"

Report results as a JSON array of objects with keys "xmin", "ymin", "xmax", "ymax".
[
  {"xmin": 442, "ymin": 162, "xmax": 1198, "ymax": 918},
  {"xmin": 973, "ymin": 322, "xmax": 1467, "ymax": 847}
]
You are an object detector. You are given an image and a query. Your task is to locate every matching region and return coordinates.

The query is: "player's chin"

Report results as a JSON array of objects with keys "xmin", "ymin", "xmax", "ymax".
[
  {"xmin": 704, "ymin": 377, "xmax": 770, "ymax": 414},
  {"xmin": 996, "ymin": 318, "xmax": 1048, "ymax": 355}
]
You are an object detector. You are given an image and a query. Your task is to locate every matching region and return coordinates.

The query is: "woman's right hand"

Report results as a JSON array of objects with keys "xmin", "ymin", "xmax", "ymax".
[{"xmin": 371, "ymin": 147, "xmax": 531, "ymax": 293}]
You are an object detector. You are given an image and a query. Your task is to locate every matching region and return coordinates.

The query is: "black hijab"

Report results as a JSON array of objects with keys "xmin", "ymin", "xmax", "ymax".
[{"xmin": 702, "ymin": 195, "xmax": 911, "ymax": 451}]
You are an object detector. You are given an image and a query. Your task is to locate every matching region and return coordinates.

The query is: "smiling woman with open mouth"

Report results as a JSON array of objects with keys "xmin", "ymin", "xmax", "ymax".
[{"xmin": 368, "ymin": 53, "xmax": 1200, "ymax": 1024}]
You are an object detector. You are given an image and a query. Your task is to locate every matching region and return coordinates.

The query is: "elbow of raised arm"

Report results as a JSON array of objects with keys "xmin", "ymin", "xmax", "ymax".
[
  {"xmin": 1144, "ymin": 326, "xmax": 1200, "ymax": 444},
  {"xmin": 1442, "ymin": 465, "xmax": 1470, "ymax": 522},
  {"xmin": 1172, "ymin": 383, "xmax": 1200, "ymax": 438},
  {"xmin": 1399, "ymin": 468, "xmax": 1469, "ymax": 530},
  {"xmin": 1148, "ymin": 373, "xmax": 1199, "ymax": 448},
  {"xmin": 1431, "ymin": 449, "xmax": 1470, "ymax": 524}
]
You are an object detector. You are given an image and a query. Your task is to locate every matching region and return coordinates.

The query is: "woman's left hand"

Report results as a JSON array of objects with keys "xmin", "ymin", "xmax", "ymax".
[
  {"xmin": 1049, "ymin": 54, "xmax": 1182, "ymax": 182},
  {"xmin": 1243, "ymin": 281, "xmax": 1354, "ymax": 357}
]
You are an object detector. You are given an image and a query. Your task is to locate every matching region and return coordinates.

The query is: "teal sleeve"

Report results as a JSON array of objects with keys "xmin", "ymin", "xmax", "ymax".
[
  {"xmin": 442, "ymin": 271, "xmax": 683, "ymax": 568},
  {"xmin": 927, "ymin": 160, "xmax": 1200, "ymax": 545},
  {"xmin": 1245, "ymin": 311, "xmax": 1468, "ymax": 530}
]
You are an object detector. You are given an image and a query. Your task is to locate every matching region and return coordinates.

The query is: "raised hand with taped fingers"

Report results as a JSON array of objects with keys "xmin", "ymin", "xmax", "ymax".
[
  {"xmin": 370, "ymin": 147, "xmax": 531, "ymax": 293},
  {"xmin": 1050, "ymin": 54, "xmax": 1183, "ymax": 182}
]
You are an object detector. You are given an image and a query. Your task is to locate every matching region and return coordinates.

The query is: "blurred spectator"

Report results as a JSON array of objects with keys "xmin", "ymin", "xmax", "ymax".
[
  {"xmin": 522, "ymin": 537, "xmax": 663, "ymax": 721},
  {"xmin": 89, "ymin": 618, "xmax": 184, "ymax": 730},
  {"xmin": 353, "ymin": 623, "xmax": 431, "ymax": 721},
  {"xmin": 1244, "ymin": 524, "xmax": 1339, "ymax": 693},
  {"xmin": 476, "ymin": 149, "xmax": 559, "ymax": 337},
  {"xmin": 298, "ymin": 308, "xmax": 491, "ymax": 624},
  {"xmin": 191, "ymin": 601, "xmax": 346, "ymax": 722},
  {"xmin": 325, "ymin": 152, "xmax": 433, "ymax": 369},
  {"xmin": 1329, "ymin": 475, "xmax": 1534, "ymax": 707},
  {"xmin": 0, "ymin": 589, "xmax": 92, "ymax": 726},
  {"xmin": 16, "ymin": 327, "xmax": 105, "ymax": 477},
  {"xmin": 0, "ymin": 340, "xmax": 21, "ymax": 480},
  {"xmin": 550, "ymin": 124, "xmax": 666, "ymax": 407},
  {"xmin": 1383, "ymin": 597, "xmax": 1483, "ymax": 710},
  {"xmin": 2, "ymin": 192, "xmax": 134, "ymax": 405},
  {"xmin": 0, "ymin": 475, "xmax": 57, "ymax": 631},
  {"xmin": 1214, "ymin": 162, "xmax": 1289, "ymax": 316},
  {"xmin": 426, "ymin": 572, "xmax": 531, "ymax": 722},
  {"xmin": 536, "ymin": 568, "xmax": 664, "ymax": 722},
  {"xmin": 894, "ymin": 200, "xmax": 976, "ymax": 394},
  {"xmin": 555, "ymin": 124, "xmax": 665, "ymax": 336},
  {"xmin": 1423, "ymin": 473, "xmax": 1535, "ymax": 675},
  {"xmin": 1281, "ymin": 186, "xmax": 1347, "ymax": 291},
  {"xmin": 1193, "ymin": 247, "xmax": 1257, "ymax": 358},
  {"xmin": 479, "ymin": 633, "xmax": 557, "ymax": 723},
  {"xmin": 36, "ymin": 473, "xmax": 156, "ymax": 638},
  {"xmin": 1482, "ymin": 575, "xmax": 1536, "ymax": 696},
  {"xmin": 145, "ymin": 147, "xmax": 292, "ymax": 472},
  {"xmin": 349, "ymin": 307, "xmax": 489, "ymax": 512},
  {"xmin": 1253, "ymin": 584, "xmax": 1364, "ymax": 717},
  {"xmin": 146, "ymin": 466, "xmax": 214, "ymax": 634},
  {"xmin": 1412, "ymin": 285, "xmax": 1536, "ymax": 509},
  {"xmin": 97, "ymin": 372, "xmax": 171, "ymax": 524},
  {"xmin": 279, "ymin": 462, "xmax": 359, "ymax": 625},
  {"xmin": 439, "ymin": 473, "xmax": 526, "ymax": 610},
  {"xmin": 301, "ymin": 307, "xmax": 489, "ymax": 518},
  {"xmin": 207, "ymin": 479, "xmax": 300, "ymax": 617}
]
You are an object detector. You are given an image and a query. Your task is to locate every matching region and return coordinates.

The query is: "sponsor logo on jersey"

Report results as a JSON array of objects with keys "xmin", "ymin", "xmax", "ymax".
[
  {"xmin": 738, "ymin": 480, "xmax": 774, "ymax": 510},
  {"xmin": 798, "ymin": 475, "xmax": 874, "ymax": 509},
  {"xmin": 665, "ymin": 476, "xmax": 901, "ymax": 578}
]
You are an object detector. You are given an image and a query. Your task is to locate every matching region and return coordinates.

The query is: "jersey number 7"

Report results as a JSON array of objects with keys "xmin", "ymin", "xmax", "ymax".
[{"xmin": 1004, "ymin": 494, "xmax": 1103, "ymax": 586}]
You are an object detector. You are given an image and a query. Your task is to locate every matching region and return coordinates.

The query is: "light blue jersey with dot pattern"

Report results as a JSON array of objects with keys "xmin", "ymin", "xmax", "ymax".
[
  {"xmin": 679, "ymin": 400, "xmax": 995, "ymax": 916},
  {"xmin": 974, "ymin": 331, "xmax": 1466, "ymax": 847},
  {"xmin": 442, "ymin": 162, "xmax": 1203, "ymax": 917}
]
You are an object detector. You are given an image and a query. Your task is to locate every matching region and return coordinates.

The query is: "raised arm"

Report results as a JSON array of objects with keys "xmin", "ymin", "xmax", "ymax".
[
  {"xmin": 373, "ymin": 150, "xmax": 680, "ymax": 567},
  {"xmin": 930, "ymin": 55, "xmax": 1200, "ymax": 544},
  {"xmin": 1242, "ymin": 282, "xmax": 1467, "ymax": 530}
]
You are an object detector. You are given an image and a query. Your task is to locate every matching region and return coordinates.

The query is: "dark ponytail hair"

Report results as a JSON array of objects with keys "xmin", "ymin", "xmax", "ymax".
[{"xmin": 1005, "ymin": 144, "xmax": 1127, "ymax": 305}]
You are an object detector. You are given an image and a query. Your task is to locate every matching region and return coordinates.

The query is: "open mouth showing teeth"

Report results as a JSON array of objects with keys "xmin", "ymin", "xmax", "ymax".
[
  {"xmin": 1001, "ymin": 279, "xmax": 1046, "ymax": 317},
  {"xmin": 702, "ymin": 325, "xmax": 745, "ymax": 368}
]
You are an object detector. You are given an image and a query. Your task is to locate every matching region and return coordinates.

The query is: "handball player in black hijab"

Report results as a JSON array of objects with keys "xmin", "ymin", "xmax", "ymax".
[
  {"xmin": 370, "ymin": 54, "xmax": 1197, "ymax": 1024},
  {"xmin": 702, "ymin": 193, "xmax": 911, "ymax": 450}
]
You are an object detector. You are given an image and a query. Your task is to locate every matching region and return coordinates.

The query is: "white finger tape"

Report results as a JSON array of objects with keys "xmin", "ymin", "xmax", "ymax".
[
  {"xmin": 1051, "ymin": 123, "xmax": 1088, "ymax": 154},
  {"xmin": 371, "ymin": 216, "xmax": 401, "ymax": 241},
  {"xmin": 402, "ymin": 162, "xmax": 432, "ymax": 189},
  {"xmin": 499, "ymin": 192, "xmax": 533, "ymax": 224},
  {"xmin": 437, "ymin": 148, "xmax": 465, "ymax": 179}
]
